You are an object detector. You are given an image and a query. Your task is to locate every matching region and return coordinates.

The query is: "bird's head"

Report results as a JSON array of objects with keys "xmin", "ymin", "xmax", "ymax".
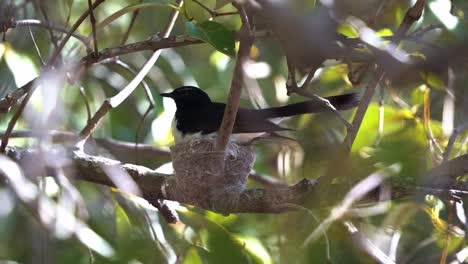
[{"xmin": 160, "ymin": 86, "xmax": 212, "ymax": 108}]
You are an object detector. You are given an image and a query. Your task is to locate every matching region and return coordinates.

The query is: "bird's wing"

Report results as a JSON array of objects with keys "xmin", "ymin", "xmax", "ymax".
[
  {"xmin": 193, "ymin": 103, "xmax": 291, "ymax": 134},
  {"xmin": 234, "ymin": 108, "xmax": 292, "ymax": 133}
]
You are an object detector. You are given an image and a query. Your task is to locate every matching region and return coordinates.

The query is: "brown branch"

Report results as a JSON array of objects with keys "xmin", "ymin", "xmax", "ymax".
[
  {"xmin": 394, "ymin": 0, "xmax": 426, "ymax": 41},
  {"xmin": 6, "ymin": 146, "xmax": 467, "ymax": 214},
  {"xmin": 425, "ymin": 153, "xmax": 468, "ymax": 187},
  {"xmin": 192, "ymin": 0, "xmax": 238, "ymax": 18},
  {"xmin": 343, "ymin": 0, "xmax": 426, "ymax": 152},
  {"xmin": 442, "ymin": 122, "xmax": 468, "ymax": 162},
  {"xmin": 0, "ymin": 0, "xmax": 106, "ymax": 152},
  {"xmin": 47, "ymin": 0, "xmax": 106, "ymax": 65},
  {"xmin": 287, "ymin": 85, "xmax": 353, "ymax": 129},
  {"xmin": 79, "ymin": 87, "xmax": 92, "ymax": 121},
  {"xmin": 0, "ymin": 79, "xmax": 34, "ymax": 113},
  {"xmin": 6, "ymin": 19, "xmax": 90, "ymax": 48},
  {"xmin": 1, "ymin": 129, "xmax": 172, "ymax": 165},
  {"xmin": 342, "ymin": 70, "xmax": 385, "ymax": 151},
  {"xmin": 0, "ymin": 36, "xmax": 202, "ymax": 114},
  {"xmin": 87, "ymin": 0, "xmax": 99, "ymax": 55},
  {"xmin": 3, "ymin": 129, "xmax": 288, "ymax": 188},
  {"xmin": 5, "ymin": 147, "xmax": 318, "ymax": 214},
  {"xmin": 0, "ymin": 82, "xmax": 39, "ymax": 152},
  {"xmin": 78, "ymin": 0, "xmax": 184, "ymax": 142},
  {"xmin": 80, "ymin": 36, "xmax": 202, "ymax": 67},
  {"xmin": 27, "ymin": 25, "xmax": 45, "ymax": 65},
  {"xmin": 120, "ymin": 0, "xmax": 143, "ymax": 45},
  {"xmin": 78, "ymin": 99, "xmax": 113, "ymax": 141},
  {"xmin": 215, "ymin": 4, "xmax": 254, "ymax": 152},
  {"xmin": 37, "ymin": 0, "xmax": 61, "ymax": 56}
]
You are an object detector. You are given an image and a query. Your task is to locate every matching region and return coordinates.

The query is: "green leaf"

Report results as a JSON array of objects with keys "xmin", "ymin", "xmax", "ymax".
[
  {"xmin": 179, "ymin": 2, "xmax": 193, "ymax": 21},
  {"xmin": 411, "ymin": 84, "xmax": 426, "ymax": 106},
  {"xmin": 376, "ymin": 28, "xmax": 393, "ymax": 37},
  {"xmin": 352, "ymin": 103, "xmax": 416, "ymax": 152},
  {"xmin": 186, "ymin": 20, "xmax": 236, "ymax": 56},
  {"xmin": 215, "ymin": 0, "xmax": 231, "ymax": 10},
  {"xmin": 420, "ymin": 71, "xmax": 445, "ymax": 90},
  {"xmin": 179, "ymin": 210, "xmax": 253, "ymax": 264},
  {"xmin": 337, "ymin": 23, "xmax": 359, "ymax": 38}
]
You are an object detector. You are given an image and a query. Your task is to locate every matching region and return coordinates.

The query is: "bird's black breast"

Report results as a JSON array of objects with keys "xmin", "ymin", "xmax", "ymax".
[{"xmin": 175, "ymin": 103, "xmax": 225, "ymax": 135}]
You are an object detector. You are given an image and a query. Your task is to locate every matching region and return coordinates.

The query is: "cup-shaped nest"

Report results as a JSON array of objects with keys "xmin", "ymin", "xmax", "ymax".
[{"xmin": 170, "ymin": 139, "xmax": 256, "ymax": 210}]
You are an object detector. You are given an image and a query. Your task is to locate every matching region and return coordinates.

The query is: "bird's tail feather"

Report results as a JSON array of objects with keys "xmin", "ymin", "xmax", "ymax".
[{"xmin": 252, "ymin": 93, "xmax": 360, "ymax": 119}]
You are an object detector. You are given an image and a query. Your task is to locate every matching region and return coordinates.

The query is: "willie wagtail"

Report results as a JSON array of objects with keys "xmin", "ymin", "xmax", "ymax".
[{"xmin": 161, "ymin": 86, "xmax": 359, "ymax": 143}]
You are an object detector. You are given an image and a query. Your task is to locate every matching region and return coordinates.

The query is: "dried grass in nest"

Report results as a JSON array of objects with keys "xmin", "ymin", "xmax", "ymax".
[{"xmin": 170, "ymin": 139, "xmax": 255, "ymax": 212}]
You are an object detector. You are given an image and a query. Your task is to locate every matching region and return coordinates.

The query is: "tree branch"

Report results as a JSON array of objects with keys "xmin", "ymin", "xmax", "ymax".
[
  {"xmin": 5, "ymin": 147, "xmax": 467, "ymax": 214},
  {"xmin": 47, "ymin": 0, "xmax": 106, "ymax": 65},
  {"xmin": 215, "ymin": 4, "xmax": 254, "ymax": 152},
  {"xmin": 9, "ymin": 19, "xmax": 90, "ymax": 48},
  {"xmin": 78, "ymin": 0, "xmax": 184, "ymax": 142},
  {"xmin": 5, "ymin": 147, "xmax": 318, "ymax": 214},
  {"xmin": 80, "ymin": 35, "xmax": 202, "ymax": 67}
]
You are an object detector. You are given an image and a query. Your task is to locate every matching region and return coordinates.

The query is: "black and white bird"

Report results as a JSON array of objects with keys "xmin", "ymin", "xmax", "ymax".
[{"xmin": 160, "ymin": 86, "xmax": 359, "ymax": 143}]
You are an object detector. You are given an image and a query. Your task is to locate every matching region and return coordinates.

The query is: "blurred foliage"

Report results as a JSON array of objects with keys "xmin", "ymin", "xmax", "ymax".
[{"xmin": 0, "ymin": 0, "xmax": 467, "ymax": 263}]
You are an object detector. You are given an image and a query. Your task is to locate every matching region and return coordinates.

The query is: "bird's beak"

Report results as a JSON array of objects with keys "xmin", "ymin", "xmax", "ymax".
[{"xmin": 160, "ymin": 92, "xmax": 173, "ymax": 98}]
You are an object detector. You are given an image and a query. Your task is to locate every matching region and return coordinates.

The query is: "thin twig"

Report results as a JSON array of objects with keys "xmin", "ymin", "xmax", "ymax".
[
  {"xmin": 342, "ymin": 0, "xmax": 426, "ymax": 152},
  {"xmin": 375, "ymin": 84, "xmax": 385, "ymax": 146},
  {"xmin": 37, "ymin": 0, "xmax": 61, "ymax": 59},
  {"xmin": 28, "ymin": 25, "xmax": 45, "ymax": 66},
  {"xmin": 47, "ymin": 0, "xmax": 106, "ymax": 66},
  {"xmin": 12, "ymin": 19, "xmax": 90, "ymax": 48},
  {"xmin": 442, "ymin": 122, "xmax": 468, "ymax": 163},
  {"xmin": 0, "ymin": 80, "xmax": 35, "ymax": 113},
  {"xmin": 78, "ymin": 0, "xmax": 184, "ymax": 142},
  {"xmin": 192, "ymin": 0, "xmax": 238, "ymax": 18},
  {"xmin": 80, "ymin": 36, "xmax": 202, "ymax": 66},
  {"xmin": 121, "ymin": 0, "xmax": 143, "ymax": 45},
  {"xmin": 79, "ymin": 87, "xmax": 92, "ymax": 122},
  {"xmin": 87, "ymin": 0, "xmax": 99, "ymax": 55},
  {"xmin": 384, "ymin": 80, "xmax": 410, "ymax": 109},
  {"xmin": 394, "ymin": 0, "xmax": 426, "ymax": 41},
  {"xmin": 215, "ymin": 4, "xmax": 254, "ymax": 152},
  {"xmin": 408, "ymin": 23, "xmax": 444, "ymax": 38},
  {"xmin": 342, "ymin": 70, "xmax": 384, "ymax": 151},
  {"xmin": 0, "ymin": 85, "xmax": 37, "ymax": 152},
  {"xmin": 0, "ymin": 1, "xmax": 106, "ymax": 151},
  {"xmin": 0, "ymin": 36, "xmax": 202, "ymax": 114},
  {"xmin": 288, "ymin": 86, "xmax": 353, "ymax": 129}
]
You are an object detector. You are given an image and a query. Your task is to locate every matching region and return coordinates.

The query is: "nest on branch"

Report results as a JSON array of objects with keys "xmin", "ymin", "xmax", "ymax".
[{"xmin": 170, "ymin": 139, "xmax": 255, "ymax": 212}]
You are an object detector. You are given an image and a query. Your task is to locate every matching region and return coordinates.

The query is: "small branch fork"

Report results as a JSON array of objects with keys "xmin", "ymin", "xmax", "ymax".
[
  {"xmin": 5, "ymin": 147, "xmax": 318, "ymax": 214},
  {"xmin": 192, "ymin": 0, "xmax": 239, "ymax": 18},
  {"xmin": 343, "ymin": 0, "xmax": 426, "ymax": 152},
  {"xmin": 3, "ymin": 19, "xmax": 90, "ymax": 48},
  {"xmin": 78, "ymin": 0, "xmax": 184, "ymax": 143},
  {"xmin": 215, "ymin": 3, "xmax": 254, "ymax": 152},
  {"xmin": 0, "ymin": 0, "xmax": 107, "ymax": 153},
  {"xmin": 317, "ymin": 0, "xmax": 427, "ymax": 183},
  {"xmin": 0, "ymin": 35, "xmax": 201, "ymax": 115}
]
